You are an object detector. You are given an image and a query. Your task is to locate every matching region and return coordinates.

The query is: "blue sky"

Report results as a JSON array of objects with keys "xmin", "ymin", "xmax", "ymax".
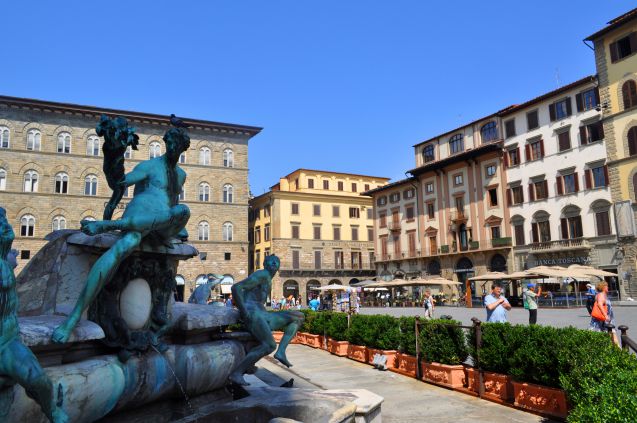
[{"xmin": 1, "ymin": 1, "xmax": 634, "ymax": 194}]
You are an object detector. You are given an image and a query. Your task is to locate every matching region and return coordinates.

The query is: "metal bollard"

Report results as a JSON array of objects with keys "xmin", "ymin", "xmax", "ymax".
[{"xmin": 471, "ymin": 317, "xmax": 484, "ymax": 399}]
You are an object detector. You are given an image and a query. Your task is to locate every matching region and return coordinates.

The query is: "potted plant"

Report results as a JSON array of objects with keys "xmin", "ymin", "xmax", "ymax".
[
  {"xmin": 420, "ymin": 319, "xmax": 468, "ymax": 389},
  {"xmin": 326, "ymin": 312, "xmax": 349, "ymax": 356},
  {"xmin": 346, "ymin": 314, "xmax": 370, "ymax": 363},
  {"xmin": 364, "ymin": 315, "xmax": 400, "ymax": 368},
  {"xmin": 390, "ymin": 317, "xmax": 419, "ymax": 378}
]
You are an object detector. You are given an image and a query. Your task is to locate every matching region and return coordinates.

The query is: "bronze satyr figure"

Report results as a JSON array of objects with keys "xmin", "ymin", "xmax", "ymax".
[
  {"xmin": 51, "ymin": 117, "xmax": 191, "ymax": 344},
  {"xmin": 0, "ymin": 208, "xmax": 68, "ymax": 422},
  {"xmin": 229, "ymin": 255, "xmax": 304, "ymax": 386}
]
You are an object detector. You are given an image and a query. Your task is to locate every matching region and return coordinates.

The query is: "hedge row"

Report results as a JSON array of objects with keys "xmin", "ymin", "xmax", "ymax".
[{"xmin": 295, "ymin": 310, "xmax": 637, "ymax": 422}]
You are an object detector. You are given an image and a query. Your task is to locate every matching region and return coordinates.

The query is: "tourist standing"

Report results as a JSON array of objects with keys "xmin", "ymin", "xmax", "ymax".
[
  {"xmin": 484, "ymin": 283, "xmax": 511, "ymax": 323},
  {"xmin": 585, "ymin": 283, "xmax": 597, "ymax": 315},
  {"xmin": 422, "ymin": 288, "xmax": 434, "ymax": 319},
  {"xmin": 309, "ymin": 296, "xmax": 320, "ymax": 311},
  {"xmin": 522, "ymin": 283, "xmax": 542, "ymax": 325},
  {"xmin": 225, "ymin": 294, "xmax": 233, "ymax": 308}
]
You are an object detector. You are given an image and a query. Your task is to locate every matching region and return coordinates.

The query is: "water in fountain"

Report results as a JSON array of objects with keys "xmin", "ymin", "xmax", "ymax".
[{"xmin": 150, "ymin": 345, "xmax": 197, "ymax": 422}]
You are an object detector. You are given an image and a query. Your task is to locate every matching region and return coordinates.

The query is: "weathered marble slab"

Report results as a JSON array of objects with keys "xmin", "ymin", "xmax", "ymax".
[
  {"xmin": 2, "ymin": 340, "xmax": 245, "ymax": 423},
  {"xmin": 171, "ymin": 302, "xmax": 239, "ymax": 332},
  {"xmin": 18, "ymin": 315, "xmax": 105, "ymax": 347}
]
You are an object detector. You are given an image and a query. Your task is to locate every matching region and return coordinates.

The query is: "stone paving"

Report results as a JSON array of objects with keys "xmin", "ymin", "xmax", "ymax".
[
  {"xmin": 359, "ymin": 304, "xmax": 637, "ymax": 332},
  {"xmin": 258, "ymin": 345, "xmax": 552, "ymax": 423}
]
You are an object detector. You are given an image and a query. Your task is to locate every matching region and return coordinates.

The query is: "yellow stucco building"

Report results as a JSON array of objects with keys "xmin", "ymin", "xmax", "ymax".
[
  {"xmin": 249, "ymin": 169, "xmax": 388, "ymax": 304},
  {"xmin": 587, "ymin": 7, "xmax": 637, "ymax": 297}
]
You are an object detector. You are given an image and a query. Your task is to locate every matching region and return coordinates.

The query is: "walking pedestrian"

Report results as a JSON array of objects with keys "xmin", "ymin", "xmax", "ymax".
[
  {"xmin": 484, "ymin": 283, "xmax": 511, "ymax": 323},
  {"xmin": 585, "ymin": 283, "xmax": 596, "ymax": 315},
  {"xmin": 523, "ymin": 283, "xmax": 542, "ymax": 325},
  {"xmin": 422, "ymin": 288, "xmax": 434, "ymax": 319},
  {"xmin": 589, "ymin": 281, "xmax": 619, "ymax": 345}
]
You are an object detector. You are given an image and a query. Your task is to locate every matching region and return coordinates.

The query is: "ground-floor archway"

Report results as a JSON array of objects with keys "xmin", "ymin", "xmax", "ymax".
[
  {"xmin": 329, "ymin": 279, "xmax": 342, "ymax": 285},
  {"xmin": 490, "ymin": 253, "xmax": 507, "ymax": 272},
  {"xmin": 283, "ymin": 279, "xmax": 300, "ymax": 300},
  {"xmin": 455, "ymin": 257, "xmax": 475, "ymax": 304},
  {"xmin": 349, "ymin": 278, "xmax": 360, "ymax": 285},
  {"xmin": 306, "ymin": 280, "xmax": 321, "ymax": 304}
]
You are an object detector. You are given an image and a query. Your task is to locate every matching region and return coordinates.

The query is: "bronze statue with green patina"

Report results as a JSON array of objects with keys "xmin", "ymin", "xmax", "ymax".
[
  {"xmin": 0, "ymin": 208, "xmax": 68, "ymax": 422},
  {"xmin": 229, "ymin": 255, "xmax": 304, "ymax": 385},
  {"xmin": 51, "ymin": 117, "xmax": 191, "ymax": 344}
]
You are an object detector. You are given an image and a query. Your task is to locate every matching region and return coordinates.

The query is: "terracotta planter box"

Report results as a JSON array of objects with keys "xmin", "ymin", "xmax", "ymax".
[
  {"xmin": 423, "ymin": 362, "xmax": 466, "ymax": 389},
  {"xmin": 389, "ymin": 353, "xmax": 419, "ymax": 378},
  {"xmin": 512, "ymin": 381, "xmax": 568, "ymax": 419},
  {"xmin": 327, "ymin": 338, "xmax": 350, "ymax": 356},
  {"xmin": 319, "ymin": 335, "xmax": 328, "ymax": 350},
  {"xmin": 296, "ymin": 332, "xmax": 307, "ymax": 345},
  {"xmin": 465, "ymin": 367, "xmax": 513, "ymax": 402},
  {"xmin": 367, "ymin": 348, "xmax": 398, "ymax": 368},
  {"xmin": 304, "ymin": 333, "xmax": 321, "ymax": 348},
  {"xmin": 272, "ymin": 331, "xmax": 284, "ymax": 343},
  {"xmin": 347, "ymin": 344, "xmax": 368, "ymax": 363}
]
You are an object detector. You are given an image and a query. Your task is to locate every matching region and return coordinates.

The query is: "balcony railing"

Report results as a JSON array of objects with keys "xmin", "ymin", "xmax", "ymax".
[
  {"xmin": 439, "ymin": 245, "xmax": 450, "ymax": 254},
  {"xmin": 387, "ymin": 221, "xmax": 401, "ymax": 232},
  {"xmin": 530, "ymin": 238, "xmax": 591, "ymax": 252},
  {"xmin": 469, "ymin": 240, "xmax": 480, "ymax": 250},
  {"xmin": 450, "ymin": 210, "xmax": 467, "ymax": 222},
  {"xmin": 491, "ymin": 237, "xmax": 512, "ymax": 248}
]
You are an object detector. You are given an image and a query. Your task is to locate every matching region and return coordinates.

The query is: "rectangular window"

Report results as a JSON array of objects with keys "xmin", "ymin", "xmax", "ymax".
[
  {"xmin": 505, "ymin": 119, "xmax": 516, "ymax": 138},
  {"xmin": 351, "ymin": 251, "xmax": 362, "ymax": 270},
  {"xmin": 529, "ymin": 140, "xmax": 543, "ymax": 160},
  {"xmin": 335, "ymin": 251, "xmax": 344, "ymax": 269},
  {"xmin": 292, "ymin": 250, "xmax": 300, "ymax": 269},
  {"xmin": 291, "ymin": 224, "xmax": 300, "ymax": 239},
  {"xmin": 255, "ymin": 250, "xmax": 261, "ymax": 269},
  {"xmin": 369, "ymin": 251, "xmax": 375, "ymax": 266},
  {"xmin": 526, "ymin": 110, "xmax": 539, "ymax": 130},
  {"xmin": 313, "ymin": 204, "xmax": 321, "ymax": 216},
  {"xmin": 337, "ymin": 181, "xmax": 344, "ymax": 191},
  {"xmin": 514, "ymin": 224, "xmax": 525, "ymax": 246},
  {"xmin": 225, "ymin": 252, "xmax": 231, "ymax": 261},
  {"xmin": 562, "ymin": 216, "xmax": 583, "ymax": 239},
  {"xmin": 351, "ymin": 183, "xmax": 357, "ymax": 192},
  {"xmin": 308, "ymin": 178, "xmax": 314, "ymax": 189},
  {"xmin": 596, "ymin": 211, "xmax": 611, "ymax": 236},
  {"xmin": 351, "ymin": 227, "xmax": 359, "ymax": 241},
  {"xmin": 406, "ymin": 206, "xmax": 415, "ymax": 221},
  {"xmin": 333, "ymin": 205, "xmax": 340, "ymax": 217},
  {"xmin": 425, "ymin": 182, "xmax": 434, "ymax": 193},
  {"xmin": 408, "ymin": 232, "xmax": 416, "ymax": 256},
  {"xmin": 20, "ymin": 250, "xmax": 31, "ymax": 260},
  {"xmin": 291, "ymin": 203, "xmax": 299, "ymax": 215},
  {"xmin": 562, "ymin": 173, "xmax": 578, "ymax": 194},
  {"xmin": 577, "ymin": 88, "xmax": 599, "ymax": 111},
  {"xmin": 534, "ymin": 180, "xmax": 549, "ymax": 200},
  {"xmin": 610, "ymin": 33, "xmax": 637, "ymax": 63},
  {"xmin": 313, "ymin": 225, "xmax": 321, "ymax": 240},
  {"xmin": 379, "ymin": 212, "xmax": 387, "ymax": 228},
  {"xmin": 455, "ymin": 197, "xmax": 464, "ymax": 212},
  {"xmin": 264, "ymin": 224, "xmax": 270, "ymax": 241},
  {"xmin": 314, "ymin": 250, "xmax": 321, "ymax": 269},
  {"xmin": 558, "ymin": 131, "xmax": 571, "ymax": 152},
  {"xmin": 333, "ymin": 226, "xmax": 341, "ymax": 240},
  {"xmin": 366, "ymin": 208, "xmax": 373, "ymax": 219},
  {"xmin": 254, "ymin": 227, "xmax": 261, "ymax": 244},
  {"xmin": 580, "ymin": 121, "xmax": 604, "ymax": 145},
  {"xmin": 491, "ymin": 226, "xmax": 501, "ymax": 239},
  {"xmin": 389, "ymin": 193, "xmax": 400, "ymax": 203},
  {"xmin": 511, "ymin": 186, "xmax": 524, "ymax": 204},
  {"xmin": 427, "ymin": 202, "xmax": 435, "ymax": 219},
  {"xmin": 591, "ymin": 166, "xmax": 608, "ymax": 188},
  {"xmin": 367, "ymin": 226, "xmax": 373, "ymax": 241},
  {"xmin": 538, "ymin": 221, "xmax": 551, "ymax": 242},
  {"xmin": 454, "ymin": 174, "xmax": 463, "ymax": 186},
  {"xmin": 393, "ymin": 234, "xmax": 400, "ymax": 256},
  {"xmin": 488, "ymin": 188, "xmax": 498, "ymax": 206},
  {"xmin": 264, "ymin": 206, "xmax": 270, "ymax": 217},
  {"xmin": 364, "ymin": 184, "xmax": 370, "ymax": 191},
  {"xmin": 380, "ymin": 236, "xmax": 388, "ymax": 258},
  {"xmin": 550, "ymin": 98, "xmax": 572, "ymax": 121},
  {"xmin": 349, "ymin": 207, "xmax": 360, "ymax": 218},
  {"xmin": 507, "ymin": 148, "xmax": 520, "ymax": 167},
  {"xmin": 429, "ymin": 236, "xmax": 437, "ymax": 254},
  {"xmin": 323, "ymin": 180, "xmax": 329, "ymax": 190},
  {"xmin": 485, "ymin": 165, "xmax": 496, "ymax": 177}
]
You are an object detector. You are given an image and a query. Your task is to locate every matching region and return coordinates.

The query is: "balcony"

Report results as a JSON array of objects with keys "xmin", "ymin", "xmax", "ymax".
[
  {"xmin": 469, "ymin": 240, "xmax": 480, "ymax": 250},
  {"xmin": 530, "ymin": 238, "xmax": 591, "ymax": 253},
  {"xmin": 439, "ymin": 245, "xmax": 450, "ymax": 254},
  {"xmin": 450, "ymin": 210, "xmax": 467, "ymax": 222},
  {"xmin": 491, "ymin": 237, "xmax": 512, "ymax": 248},
  {"xmin": 387, "ymin": 221, "xmax": 401, "ymax": 232}
]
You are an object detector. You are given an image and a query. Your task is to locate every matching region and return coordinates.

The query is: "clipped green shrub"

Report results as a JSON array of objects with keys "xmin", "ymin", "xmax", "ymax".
[
  {"xmin": 398, "ymin": 316, "xmax": 417, "ymax": 355},
  {"xmin": 347, "ymin": 314, "xmax": 372, "ymax": 346},
  {"xmin": 309, "ymin": 311, "xmax": 332, "ymax": 335},
  {"xmin": 367, "ymin": 315, "xmax": 401, "ymax": 350},
  {"xmin": 468, "ymin": 322, "xmax": 514, "ymax": 375},
  {"xmin": 326, "ymin": 312, "xmax": 349, "ymax": 341},
  {"xmin": 299, "ymin": 309, "xmax": 316, "ymax": 333},
  {"xmin": 419, "ymin": 318, "xmax": 468, "ymax": 365}
]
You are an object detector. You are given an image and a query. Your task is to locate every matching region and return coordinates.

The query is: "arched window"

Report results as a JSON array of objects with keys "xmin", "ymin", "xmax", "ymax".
[
  {"xmin": 223, "ymin": 149, "xmax": 234, "ymax": 167},
  {"xmin": 84, "ymin": 174, "xmax": 98, "ymax": 196},
  {"xmin": 628, "ymin": 126, "xmax": 637, "ymax": 156},
  {"xmin": 179, "ymin": 152, "xmax": 186, "ymax": 164},
  {"xmin": 23, "ymin": 170, "xmax": 39, "ymax": 192},
  {"xmin": 198, "ymin": 182, "xmax": 210, "ymax": 201},
  {"xmin": 83, "ymin": 216, "xmax": 96, "ymax": 222},
  {"xmin": 591, "ymin": 200, "xmax": 612, "ymax": 236},
  {"xmin": 222, "ymin": 222, "xmax": 233, "ymax": 241},
  {"xmin": 54, "ymin": 172, "xmax": 69, "ymax": 194},
  {"xmin": 124, "ymin": 146, "xmax": 132, "ymax": 159},
  {"xmin": 198, "ymin": 221, "xmax": 209, "ymax": 241},
  {"xmin": 57, "ymin": 132, "xmax": 71, "ymax": 154},
  {"xmin": 481, "ymin": 121, "xmax": 498, "ymax": 143},
  {"xmin": 531, "ymin": 210, "xmax": 551, "ymax": 243},
  {"xmin": 560, "ymin": 205, "xmax": 583, "ymax": 239},
  {"xmin": 0, "ymin": 126, "xmax": 9, "ymax": 148},
  {"xmin": 449, "ymin": 134, "xmax": 464, "ymax": 154},
  {"xmin": 223, "ymin": 184, "xmax": 233, "ymax": 203},
  {"xmin": 27, "ymin": 129, "xmax": 41, "ymax": 151},
  {"xmin": 422, "ymin": 144, "xmax": 435, "ymax": 163},
  {"xmin": 199, "ymin": 147, "xmax": 211, "ymax": 165},
  {"xmin": 622, "ymin": 80, "xmax": 637, "ymax": 110},
  {"xmin": 149, "ymin": 142, "xmax": 161, "ymax": 159},
  {"xmin": 52, "ymin": 215, "xmax": 66, "ymax": 231},
  {"xmin": 20, "ymin": 214, "xmax": 35, "ymax": 237},
  {"xmin": 87, "ymin": 135, "xmax": 100, "ymax": 156},
  {"xmin": 0, "ymin": 169, "xmax": 6, "ymax": 190}
]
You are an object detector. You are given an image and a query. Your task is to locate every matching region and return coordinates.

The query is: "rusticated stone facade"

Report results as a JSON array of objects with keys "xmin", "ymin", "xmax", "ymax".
[{"xmin": 0, "ymin": 95, "xmax": 261, "ymax": 300}]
